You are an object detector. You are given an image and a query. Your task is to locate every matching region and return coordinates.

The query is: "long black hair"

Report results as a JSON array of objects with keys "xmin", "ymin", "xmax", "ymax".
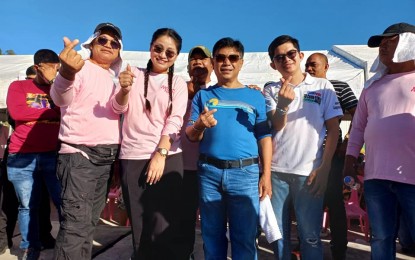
[{"xmin": 144, "ymin": 28, "xmax": 182, "ymax": 116}]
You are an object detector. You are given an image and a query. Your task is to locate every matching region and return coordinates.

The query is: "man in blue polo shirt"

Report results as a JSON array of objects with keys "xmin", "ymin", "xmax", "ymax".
[{"xmin": 186, "ymin": 37, "xmax": 272, "ymax": 260}]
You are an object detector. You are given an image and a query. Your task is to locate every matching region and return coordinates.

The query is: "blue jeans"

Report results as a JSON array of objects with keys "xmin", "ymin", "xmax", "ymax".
[
  {"xmin": 7, "ymin": 152, "xmax": 61, "ymax": 250},
  {"xmin": 270, "ymin": 172, "xmax": 324, "ymax": 260},
  {"xmin": 198, "ymin": 162, "xmax": 259, "ymax": 260},
  {"xmin": 365, "ymin": 179, "xmax": 415, "ymax": 260}
]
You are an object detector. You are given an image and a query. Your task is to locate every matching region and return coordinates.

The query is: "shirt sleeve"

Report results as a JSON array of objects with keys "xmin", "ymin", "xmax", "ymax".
[
  {"xmin": 161, "ymin": 76, "xmax": 189, "ymax": 138},
  {"xmin": 188, "ymin": 91, "xmax": 203, "ymax": 126},
  {"xmin": 263, "ymin": 82, "xmax": 279, "ymax": 113},
  {"xmin": 346, "ymin": 89, "xmax": 367, "ymax": 157},
  {"xmin": 323, "ymin": 81, "xmax": 344, "ymax": 121},
  {"xmin": 50, "ymin": 73, "xmax": 77, "ymax": 107},
  {"xmin": 254, "ymin": 91, "xmax": 272, "ymax": 140}
]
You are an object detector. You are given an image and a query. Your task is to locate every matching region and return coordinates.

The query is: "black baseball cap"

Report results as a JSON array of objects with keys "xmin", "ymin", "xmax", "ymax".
[
  {"xmin": 368, "ymin": 22, "xmax": 415, "ymax": 47},
  {"xmin": 94, "ymin": 22, "xmax": 122, "ymax": 40}
]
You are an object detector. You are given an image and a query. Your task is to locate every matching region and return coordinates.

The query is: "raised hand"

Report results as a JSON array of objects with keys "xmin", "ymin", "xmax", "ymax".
[
  {"xmin": 118, "ymin": 64, "xmax": 135, "ymax": 93},
  {"xmin": 198, "ymin": 106, "xmax": 217, "ymax": 129},
  {"xmin": 59, "ymin": 37, "xmax": 85, "ymax": 81},
  {"xmin": 37, "ymin": 63, "xmax": 60, "ymax": 84},
  {"xmin": 277, "ymin": 76, "xmax": 295, "ymax": 109}
]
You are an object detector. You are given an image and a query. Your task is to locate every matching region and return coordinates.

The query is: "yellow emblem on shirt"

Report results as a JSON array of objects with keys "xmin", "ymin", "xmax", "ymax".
[{"xmin": 207, "ymin": 98, "xmax": 219, "ymax": 106}]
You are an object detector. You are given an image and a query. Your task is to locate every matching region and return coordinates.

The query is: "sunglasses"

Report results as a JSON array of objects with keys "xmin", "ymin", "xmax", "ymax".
[
  {"xmin": 273, "ymin": 49, "xmax": 298, "ymax": 63},
  {"xmin": 96, "ymin": 37, "xmax": 121, "ymax": 49},
  {"xmin": 152, "ymin": 45, "xmax": 177, "ymax": 59},
  {"xmin": 214, "ymin": 54, "xmax": 241, "ymax": 63}
]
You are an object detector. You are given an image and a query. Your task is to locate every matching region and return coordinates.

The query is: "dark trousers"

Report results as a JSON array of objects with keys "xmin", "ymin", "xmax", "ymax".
[
  {"xmin": 0, "ymin": 161, "xmax": 7, "ymax": 250},
  {"xmin": 0, "ymin": 147, "xmax": 53, "ymax": 249},
  {"xmin": 324, "ymin": 154, "xmax": 348, "ymax": 259},
  {"xmin": 54, "ymin": 153, "xmax": 112, "ymax": 260},
  {"xmin": 181, "ymin": 170, "xmax": 199, "ymax": 259},
  {"xmin": 120, "ymin": 153, "xmax": 188, "ymax": 260}
]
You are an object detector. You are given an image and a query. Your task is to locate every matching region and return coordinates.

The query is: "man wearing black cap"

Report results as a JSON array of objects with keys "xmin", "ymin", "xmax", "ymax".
[
  {"xmin": 343, "ymin": 22, "xmax": 415, "ymax": 259},
  {"xmin": 6, "ymin": 49, "xmax": 61, "ymax": 260},
  {"xmin": 51, "ymin": 22, "xmax": 123, "ymax": 260}
]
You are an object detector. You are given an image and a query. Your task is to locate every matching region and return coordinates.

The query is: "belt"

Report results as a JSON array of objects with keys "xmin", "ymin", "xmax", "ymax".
[{"xmin": 199, "ymin": 155, "xmax": 259, "ymax": 169}]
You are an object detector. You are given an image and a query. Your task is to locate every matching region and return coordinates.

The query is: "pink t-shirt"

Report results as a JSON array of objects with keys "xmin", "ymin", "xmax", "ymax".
[
  {"xmin": 111, "ymin": 67, "xmax": 188, "ymax": 160},
  {"xmin": 180, "ymin": 83, "xmax": 210, "ymax": 171},
  {"xmin": 347, "ymin": 71, "xmax": 415, "ymax": 185},
  {"xmin": 51, "ymin": 60, "xmax": 120, "ymax": 152}
]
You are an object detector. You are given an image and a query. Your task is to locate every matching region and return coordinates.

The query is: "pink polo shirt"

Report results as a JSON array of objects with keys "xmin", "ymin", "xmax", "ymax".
[
  {"xmin": 347, "ymin": 71, "xmax": 415, "ymax": 185},
  {"xmin": 111, "ymin": 67, "xmax": 188, "ymax": 160},
  {"xmin": 51, "ymin": 60, "xmax": 120, "ymax": 153}
]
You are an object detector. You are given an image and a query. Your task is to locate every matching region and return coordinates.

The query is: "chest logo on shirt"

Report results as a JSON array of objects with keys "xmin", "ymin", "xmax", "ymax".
[
  {"xmin": 207, "ymin": 98, "xmax": 219, "ymax": 106},
  {"xmin": 161, "ymin": 85, "xmax": 175, "ymax": 94},
  {"xmin": 303, "ymin": 91, "xmax": 321, "ymax": 105},
  {"xmin": 26, "ymin": 93, "xmax": 53, "ymax": 109}
]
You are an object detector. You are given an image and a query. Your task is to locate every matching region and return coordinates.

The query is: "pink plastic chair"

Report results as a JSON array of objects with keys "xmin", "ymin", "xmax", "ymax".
[{"xmin": 344, "ymin": 187, "xmax": 370, "ymax": 241}]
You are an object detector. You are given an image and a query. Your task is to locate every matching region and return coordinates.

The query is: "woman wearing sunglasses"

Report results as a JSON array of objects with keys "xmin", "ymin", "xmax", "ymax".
[
  {"xmin": 50, "ymin": 22, "xmax": 123, "ymax": 260},
  {"xmin": 111, "ymin": 28, "xmax": 188, "ymax": 260}
]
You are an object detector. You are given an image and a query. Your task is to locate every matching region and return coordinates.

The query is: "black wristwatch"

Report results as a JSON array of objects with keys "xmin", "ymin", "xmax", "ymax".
[{"xmin": 47, "ymin": 78, "xmax": 55, "ymax": 85}]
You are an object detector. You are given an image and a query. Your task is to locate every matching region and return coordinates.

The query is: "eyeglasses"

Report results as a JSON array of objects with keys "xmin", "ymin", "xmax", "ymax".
[
  {"xmin": 152, "ymin": 45, "xmax": 177, "ymax": 59},
  {"xmin": 96, "ymin": 37, "xmax": 121, "ymax": 49},
  {"xmin": 273, "ymin": 49, "xmax": 298, "ymax": 63},
  {"xmin": 214, "ymin": 54, "xmax": 241, "ymax": 63}
]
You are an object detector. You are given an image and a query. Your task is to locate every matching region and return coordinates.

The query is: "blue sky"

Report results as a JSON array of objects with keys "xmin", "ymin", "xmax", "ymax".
[{"xmin": 1, "ymin": 0, "xmax": 414, "ymax": 55}]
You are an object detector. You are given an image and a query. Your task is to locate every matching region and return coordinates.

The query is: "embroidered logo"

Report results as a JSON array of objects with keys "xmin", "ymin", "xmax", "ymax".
[
  {"xmin": 303, "ymin": 91, "xmax": 321, "ymax": 104},
  {"xmin": 161, "ymin": 85, "xmax": 175, "ymax": 94}
]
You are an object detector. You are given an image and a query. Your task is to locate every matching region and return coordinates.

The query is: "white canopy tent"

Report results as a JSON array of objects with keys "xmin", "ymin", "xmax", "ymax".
[
  {"xmin": 0, "ymin": 45, "xmax": 380, "ymax": 154},
  {"xmin": 0, "ymin": 45, "xmax": 379, "ymax": 110}
]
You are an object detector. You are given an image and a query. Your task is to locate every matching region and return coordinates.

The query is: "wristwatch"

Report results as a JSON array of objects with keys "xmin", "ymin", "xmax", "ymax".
[
  {"xmin": 275, "ymin": 106, "xmax": 288, "ymax": 115},
  {"xmin": 47, "ymin": 78, "xmax": 55, "ymax": 85},
  {"xmin": 157, "ymin": 148, "xmax": 168, "ymax": 157}
]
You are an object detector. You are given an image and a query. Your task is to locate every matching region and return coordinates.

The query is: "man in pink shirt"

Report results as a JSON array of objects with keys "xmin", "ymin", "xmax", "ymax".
[
  {"xmin": 51, "ymin": 23, "xmax": 122, "ymax": 260},
  {"xmin": 344, "ymin": 22, "xmax": 415, "ymax": 259}
]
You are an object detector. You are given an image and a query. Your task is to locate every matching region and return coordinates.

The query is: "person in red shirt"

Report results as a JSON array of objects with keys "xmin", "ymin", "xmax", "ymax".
[{"xmin": 6, "ymin": 49, "xmax": 61, "ymax": 260}]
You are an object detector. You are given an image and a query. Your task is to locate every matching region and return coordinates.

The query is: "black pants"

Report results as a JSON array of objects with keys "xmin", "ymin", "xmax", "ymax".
[
  {"xmin": 54, "ymin": 153, "xmax": 112, "ymax": 260},
  {"xmin": 0, "ymin": 147, "xmax": 53, "ymax": 249},
  {"xmin": 181, "ymin": 170, "xmax": 199, "ymax": 259},
  {"xmin": 324, "ymin": 154, "xmax": 348, "ymax": 259},
  {"xmin": 121, "ymin": 153, "xmax": 188, "ymax": 260},
  {"xmin": 0, "ymin": 160, "xmax": 8, "ymax": 250}
]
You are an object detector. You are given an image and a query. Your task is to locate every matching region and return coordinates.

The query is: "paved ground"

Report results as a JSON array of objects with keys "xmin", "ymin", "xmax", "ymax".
[{"xmin": 2, "ymin": 203, "xmax": 415, "ymax": 259}]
